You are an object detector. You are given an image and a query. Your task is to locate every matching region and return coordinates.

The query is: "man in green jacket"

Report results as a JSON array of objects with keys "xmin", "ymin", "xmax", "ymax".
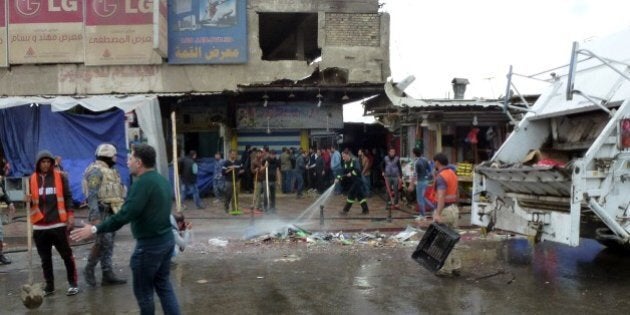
[{"xmin": 71, "ymin": 144, "xmax": 180, "ymax": 315}]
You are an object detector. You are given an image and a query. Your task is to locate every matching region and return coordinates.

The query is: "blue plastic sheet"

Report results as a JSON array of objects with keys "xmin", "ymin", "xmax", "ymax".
[{"xmin": 0, "ymin": 105, "xmax": 129, "ymax": 204}]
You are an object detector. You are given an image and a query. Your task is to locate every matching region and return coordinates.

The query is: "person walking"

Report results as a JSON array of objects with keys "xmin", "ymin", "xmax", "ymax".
[
  {"xmin": 432, "ymin": 152, "xmax": 462, "ymax": 277},
  {"xmin": 29, "ymin": 150, "xmax": 79, "ymax": 296},
  {"xmin": 81, "ymin": 143, "xmax": 127, "ymax": 287},
  {"xmin": 382, "ymin": 147, "xmax": 402, "ymax": 208},
  {"xmin": 212, "ymin": 152, "xmax": 225, "ymax": 204},
  {"xmin": 179, "ymin": 150, "xmax": 204, "ymax": 209},
  {"xmin": 223, "ymin": 150, "xmax": 244, "ymax": 213},
  {"xmin": 336, "ymin": 149, "xmax": 369, "ymax": 215},
  {"xmin": 71, "ymin": 144, "xmax": 181, "ymax": 314},
  {"xmin": 413, "ymin": 147, "xmax": 432, "ymax": 220},
  {"xmin": 0, "ymin": 175, "xmax": 16, "ymax": 265}
]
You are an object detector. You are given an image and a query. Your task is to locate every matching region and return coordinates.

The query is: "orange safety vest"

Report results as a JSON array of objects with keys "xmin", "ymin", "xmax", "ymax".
[
  {"xmin": 435, "ymin": 168, "xmax": 459, "ymax": 204},
  {"xmin": 30, "ymin": 170, "xmax": 67, "ymax": 224}
]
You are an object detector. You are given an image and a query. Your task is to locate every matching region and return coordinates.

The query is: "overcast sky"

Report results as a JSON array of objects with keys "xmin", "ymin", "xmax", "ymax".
[{"xmin": 345, "ymin": 0, "xmax": 630, "ymax": 122}]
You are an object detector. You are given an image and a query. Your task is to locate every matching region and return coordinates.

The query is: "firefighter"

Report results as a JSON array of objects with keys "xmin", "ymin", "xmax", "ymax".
[{"xmin": 336, "ymin": 149, "xmax": 369, "ymax": 215}]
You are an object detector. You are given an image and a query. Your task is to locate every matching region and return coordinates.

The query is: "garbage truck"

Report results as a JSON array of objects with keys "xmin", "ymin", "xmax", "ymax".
[{"xmin": 471, "ymin": 29, "xmax": 630, "ymax": 249}]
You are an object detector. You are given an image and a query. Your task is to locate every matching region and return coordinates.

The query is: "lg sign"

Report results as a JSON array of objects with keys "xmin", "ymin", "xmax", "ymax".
[
  {"xmin": 93, "ymin": 0, "xmax": 153, "ymax": 17},
  {"xmin": 15, "ymin": 0, "xmax": 79, "ymax": 15}
]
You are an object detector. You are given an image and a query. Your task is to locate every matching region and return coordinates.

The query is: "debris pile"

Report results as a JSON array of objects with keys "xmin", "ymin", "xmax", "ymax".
[{"xmin": 244, "ymin": 225, "xmax": 422, "ymax": 247}]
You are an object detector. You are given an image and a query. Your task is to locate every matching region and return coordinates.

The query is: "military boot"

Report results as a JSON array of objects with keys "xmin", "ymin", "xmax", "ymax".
[
  {"xmin": 102, "ymin": 270, "xmax": 127, "ymax": 285},
  {"xmin": 339, "ymin": 202, "xmax": 352, "ymax": 215},
  {"xmin": 0, "ymin": 243, "xmax": 11, "ymax": 265},
  {"xmin": 360, "ymin": 202, "xmax": 369, "ymax": 215}
]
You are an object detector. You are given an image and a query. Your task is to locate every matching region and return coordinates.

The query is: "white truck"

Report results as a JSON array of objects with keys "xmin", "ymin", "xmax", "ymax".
[{"xmin": 471, "ymin": 28, "xmax": 630, "ymax": 249}]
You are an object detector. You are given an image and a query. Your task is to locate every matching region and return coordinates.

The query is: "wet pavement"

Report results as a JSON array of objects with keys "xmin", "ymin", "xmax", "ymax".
[{"xmin": 2, "ymin": 191, "xmax": 630, "ymax": 314}]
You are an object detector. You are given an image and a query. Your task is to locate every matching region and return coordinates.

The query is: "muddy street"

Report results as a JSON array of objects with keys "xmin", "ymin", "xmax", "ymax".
[{"xmin": 2, "ymin": 224, "xmax": 630, "ymax": 314}]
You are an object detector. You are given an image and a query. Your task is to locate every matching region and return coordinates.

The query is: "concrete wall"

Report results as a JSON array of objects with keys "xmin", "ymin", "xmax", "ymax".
[{"xmin": 0, "ymin": 0, "xmax": 389, "ymax": 96}]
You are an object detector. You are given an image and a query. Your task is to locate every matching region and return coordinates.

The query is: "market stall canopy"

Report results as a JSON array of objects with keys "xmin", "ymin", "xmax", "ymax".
[{"xmin": 0, "ymin": 95, "xmax": 168, "ymax": 203}]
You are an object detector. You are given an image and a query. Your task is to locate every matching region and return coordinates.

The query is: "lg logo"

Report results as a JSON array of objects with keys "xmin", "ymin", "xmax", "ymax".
[
  {"xmin": 15, "ymin": 0, "xmax": 79, "ymax": 15},
  {"xmin": 93, "ymin": 0, "xmax": 153, "ymax": 17},
  {"xmin": 93, "ymin": 0, "xmax": 118, "ymax": 18},
  {"xmin": 15, "ymin": 0, "xmax": 41, "ymax": 16}
]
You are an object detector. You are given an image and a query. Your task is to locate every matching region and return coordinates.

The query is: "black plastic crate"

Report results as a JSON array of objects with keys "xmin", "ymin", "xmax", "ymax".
[{"xmin": 411, "ymin": 222, "xmax": 461, "ymax": 272}]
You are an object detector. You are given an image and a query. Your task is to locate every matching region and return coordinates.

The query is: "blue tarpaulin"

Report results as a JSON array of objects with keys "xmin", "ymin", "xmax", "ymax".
[
  {"xmin": 169, "ymin": 158, "xmax": 218, "ymax": 197},
  {"xmin": 0, "ymin": 105, "xmax": 129, "ymax": 204}
]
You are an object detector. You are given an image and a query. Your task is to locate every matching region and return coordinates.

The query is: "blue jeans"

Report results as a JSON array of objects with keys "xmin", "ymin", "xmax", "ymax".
[
  {"xmin": 181, "ymin": 182, "xmax": 202, "ymax": 208},
  {"xmin": 212, "ymin": 178, "xmax": 225, "ymax": 199},
  {"xmin": 361, "ymin": 174, "xmax": 371, "ymax": 197},
  {"xmin": 281, "ymin": 170, "xmax": 293, "ymax": 193},
  {"xmin": 416, "ymin": 180, "xmax": 428, "ymax": 216},
  {"xmin": 130, "ymin": 236, "xmax": 180, "ymax": 315},
  {"xmin": 294, "ymin": 170, "xmax": 304, "ymax": 196}
]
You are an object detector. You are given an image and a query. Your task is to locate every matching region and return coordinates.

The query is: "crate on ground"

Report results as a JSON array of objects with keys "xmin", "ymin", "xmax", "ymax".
[{"xmin": 411, "ymin": 223, "xmax": 461, "ymax": 272}]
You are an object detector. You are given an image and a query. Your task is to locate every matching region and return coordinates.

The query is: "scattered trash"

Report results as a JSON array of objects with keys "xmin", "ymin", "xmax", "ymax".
[
  {"xmin": 208, "ymin": 238, "xmax": 228, "ymax": 247},
  {"xmin": 393, "ymin": 225, "xmax": 419, "ymax": 242},
  {"xmin": 196, "ymin": 279, "xmax": 208, "ymax": 284}
]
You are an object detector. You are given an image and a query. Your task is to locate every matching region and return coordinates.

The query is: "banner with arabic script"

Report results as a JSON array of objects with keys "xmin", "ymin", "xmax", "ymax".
[
  {"xmin": 168, "ymin": 0, "xmax": 248, "ymax": 64},
  {"xmin": 85, "ymin": 0, "xmax": 162, "ymax": 65},
  {"xmin": 0, "ymin": 0, "xmax": 6, "ymax": 67},
  {"xmin": 8, "ymin": 0, "xmax": 84, "ymax": 64}
]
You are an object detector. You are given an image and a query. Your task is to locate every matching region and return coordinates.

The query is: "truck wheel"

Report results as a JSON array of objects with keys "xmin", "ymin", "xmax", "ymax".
[{"xmin": 595, "ymin": 228, "xmax": 630, "ymax": 251}]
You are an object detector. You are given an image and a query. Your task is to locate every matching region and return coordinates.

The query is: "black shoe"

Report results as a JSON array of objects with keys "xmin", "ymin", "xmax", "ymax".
[
  {"xmin": 102, "ymin": 270, "xmax": 127, "ymax": 285},
  {"xmin": 0, "ymin": 254, "xmax": 11, "ymax": 265},
  {"xmin": 83, "ymin": 267, "xmax": 96, "ymax": 287},
  {"xmin": 361, "ymin": 211, "xmax": 369, "ymax": 215},
  {"xmin": 44, "ymin": 283, "xmax": 55, "ymax": 296},
  {"xmin": 338, "ymin": 211, "xmax": 348, "ymax": 216}
]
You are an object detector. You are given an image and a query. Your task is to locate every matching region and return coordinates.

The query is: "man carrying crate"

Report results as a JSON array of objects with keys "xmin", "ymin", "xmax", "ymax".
[{"xmin": 432, "ymin": 153, "xmax": 462, "ymax": 277}]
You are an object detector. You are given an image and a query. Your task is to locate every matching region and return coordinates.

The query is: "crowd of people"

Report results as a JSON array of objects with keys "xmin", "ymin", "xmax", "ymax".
[
  {"xmin": 0, "ymin": 142, "xmax": 461, "ymax": 314},
  {"xmin": 187, "ymin": 145, "xmax": 442, "ymax": 220}
]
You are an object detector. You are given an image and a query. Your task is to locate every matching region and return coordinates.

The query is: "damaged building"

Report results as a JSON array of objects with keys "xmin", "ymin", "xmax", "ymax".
[{"xmin": 0, "ymin": 0, "xmax": 390, "ymax": 162}]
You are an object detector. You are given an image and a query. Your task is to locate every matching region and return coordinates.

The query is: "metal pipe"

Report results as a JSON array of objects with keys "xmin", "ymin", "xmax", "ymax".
[
  {"xmin": 572, "ymin": 90, "xmax": 613, "ymax": 116},
  {"xmin": 587, "ymin": 196, "xmax": 630, "ymax": 240},
  {"xmin": 320, "ymin": 205, "xmax": 325, "ymax": 226}
]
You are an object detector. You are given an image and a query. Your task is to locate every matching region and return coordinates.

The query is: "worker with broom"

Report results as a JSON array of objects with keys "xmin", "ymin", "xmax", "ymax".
[
  {"xmin": 223, "ymin": 149, "xmax": 244, "ymax": 214},
  {"xmin": 29, "ymin": 150, "xmax": 79, "ymax": 296}
]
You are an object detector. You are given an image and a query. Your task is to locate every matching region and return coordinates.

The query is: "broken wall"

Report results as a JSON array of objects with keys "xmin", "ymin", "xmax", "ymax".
[{"xmin": 0, "ymin": 0, "xmax": 389, "ymax": 96}]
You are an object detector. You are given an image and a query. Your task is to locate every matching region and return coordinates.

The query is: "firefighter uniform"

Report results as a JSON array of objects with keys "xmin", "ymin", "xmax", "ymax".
[{"xmin": 338, "ymin": 156, "xmax": 369, "ymax": 215}]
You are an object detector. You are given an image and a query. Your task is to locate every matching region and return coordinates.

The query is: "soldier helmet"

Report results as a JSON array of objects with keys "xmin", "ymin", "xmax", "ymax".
[{"xmin": 95, "ymin": 143, "xmax": 117, "ymax": 158}]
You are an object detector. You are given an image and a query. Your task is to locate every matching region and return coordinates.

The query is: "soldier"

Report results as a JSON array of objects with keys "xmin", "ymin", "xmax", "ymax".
[
  {"xmin": 336, "ymin": 149, "xmax": 369, "ymax": 215},
  {"xmin": 81, "ymin": 143, "xmax": 127, "ymax": 286}
]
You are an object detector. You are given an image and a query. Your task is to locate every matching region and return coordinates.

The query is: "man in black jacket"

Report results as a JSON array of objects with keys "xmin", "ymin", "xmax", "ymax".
[
  {"xmin": 336, "ymin": 149, "xmax": 369, "ymax": 215},
  {"xmin": 179, "ymin": 150, "xmax": 203, "ymax": 209}
]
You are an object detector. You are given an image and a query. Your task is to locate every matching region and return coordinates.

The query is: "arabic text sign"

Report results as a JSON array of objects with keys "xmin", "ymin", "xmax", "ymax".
[
  {"xmin": 85, "ymin": 0, "xmax": 161, "ymax": 65},
  {"xmin": 8, "ymin": 0, "xmax": 83, "ymax": 64},
  {"xmin": 0, "ymin": 0, "xmax": 7, "ymax": 67},
  {"xmin": 168, "ymin": 0, "xmax": 248, "ymax": 64}
]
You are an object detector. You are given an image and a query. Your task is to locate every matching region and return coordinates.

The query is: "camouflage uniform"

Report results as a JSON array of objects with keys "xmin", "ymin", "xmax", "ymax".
[{"xmin": 82, "ymin": 159, "xmax": 126, "ymax": 286}]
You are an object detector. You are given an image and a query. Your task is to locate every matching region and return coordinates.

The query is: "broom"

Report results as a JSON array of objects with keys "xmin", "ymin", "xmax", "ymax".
[{"xmin": 21, "ymin": 184, "xmax": 43, "ymax": 309}]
